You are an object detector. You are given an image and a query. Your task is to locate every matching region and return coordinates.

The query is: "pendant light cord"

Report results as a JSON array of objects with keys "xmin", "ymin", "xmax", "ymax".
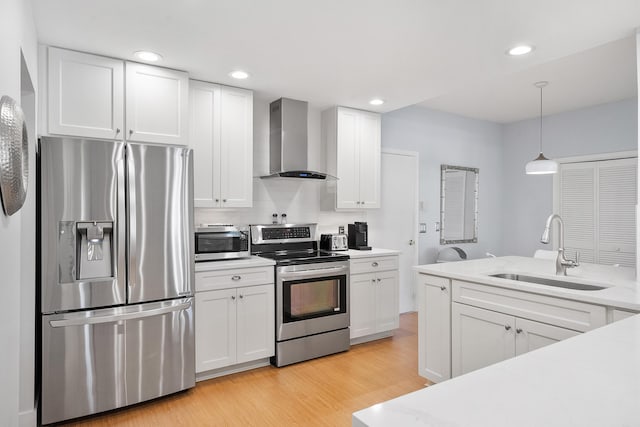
[{"xmin": 539, "ymin": 84, "xmax": 543, "ymax": 154}]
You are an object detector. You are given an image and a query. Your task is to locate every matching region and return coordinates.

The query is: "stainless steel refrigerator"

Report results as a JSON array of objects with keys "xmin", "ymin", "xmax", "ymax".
[{"xmin": 39, "ymin": 136, "xmax": 195, "ymax": 424}]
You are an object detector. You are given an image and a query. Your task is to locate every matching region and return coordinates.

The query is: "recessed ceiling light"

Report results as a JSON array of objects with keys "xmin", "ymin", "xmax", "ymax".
[
  {"xmin": 506, "ymin": 45, "xmax": 534, "ymax": 56},
  {"xmin": 230, "ymin": 70, "xmax": 250, "ymax": 80},
  {"xmin": 133, "ymin": 51, "xmax": 162, "ymax": 62},
  {"xmin": 369, "ymin": 98, "xmax": 385, "ymax": 106}
]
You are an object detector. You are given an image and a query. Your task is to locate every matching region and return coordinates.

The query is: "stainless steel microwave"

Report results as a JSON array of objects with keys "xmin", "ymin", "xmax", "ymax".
[{"xmin": 195, "ymin": 225, "xmax": 250, "ymax": 261}]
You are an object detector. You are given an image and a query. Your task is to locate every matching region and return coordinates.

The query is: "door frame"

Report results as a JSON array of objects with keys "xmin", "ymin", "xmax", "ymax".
[{"xmin": 381, "ymin": 148, "xmax": 420, "ymax": 311}]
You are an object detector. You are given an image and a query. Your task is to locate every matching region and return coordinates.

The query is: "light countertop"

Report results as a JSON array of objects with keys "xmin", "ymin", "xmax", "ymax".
[
  {"xmin": 344, "ymin": 248, "xmax": 400, "ymax": 258},
  {"xmin": 414, "ymin": 256, "xmax": 640, "ymax": 311},
  {"xmin": 195, "ymin": 256, "xmax": 275, "ymax": 272},
  {"xmin": 353, "ymin": 313, "xmax": 640, "ymax": 427}
]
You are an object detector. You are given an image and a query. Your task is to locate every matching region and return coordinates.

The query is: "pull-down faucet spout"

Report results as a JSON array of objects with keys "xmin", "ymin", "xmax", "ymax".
[{"xmin": 540, "ymin": 214, "xmax": 579, "ymax": 276}]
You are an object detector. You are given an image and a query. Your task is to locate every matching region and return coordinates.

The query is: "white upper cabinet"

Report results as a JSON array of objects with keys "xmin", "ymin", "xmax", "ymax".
[
  {"xmin": 47, "ymin": 47, "xmax": 124, "ymax": 140},
  {"xmin": 125, "ymin": 62, "xmax": 189, "ymax": 145},
  {"xmin": 189, "ymin": 80, "xmax": 253, "ymax": 208},
  {"xmin": 324, "ymin": 106, "xmax": 381, "ymax": 209}
]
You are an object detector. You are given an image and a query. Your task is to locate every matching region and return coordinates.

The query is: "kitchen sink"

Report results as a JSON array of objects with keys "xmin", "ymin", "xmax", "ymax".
[{"xmin": 489, "ymin": 273, "xmax": 606, "ymax": 291}]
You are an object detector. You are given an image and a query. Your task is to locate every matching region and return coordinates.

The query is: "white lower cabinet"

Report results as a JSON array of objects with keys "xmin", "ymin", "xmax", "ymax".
[
  {"xmin": 195, "ymin": 264, "xmax": 274, "ymax": 376},
  {"xmin": 350, "ymin": 256, "xmax": 399, "ymax": 341},
  {"xmin": 418, "ymin": 274, "xmax": 451, "ymax": 383},
  {"xmin": 452, "ymin": 302, "xmax": 580, "ymax": 377}
]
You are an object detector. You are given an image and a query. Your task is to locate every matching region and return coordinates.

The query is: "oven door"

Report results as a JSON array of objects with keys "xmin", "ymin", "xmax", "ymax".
[{"xmin": 276, "ymin": 261, "xmax": 350, "ymax": 341}]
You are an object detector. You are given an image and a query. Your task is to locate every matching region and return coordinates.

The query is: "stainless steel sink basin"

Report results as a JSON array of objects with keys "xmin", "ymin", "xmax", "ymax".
[{"xmin": 489, "ymin": 273, "xmax": 605, "ymax": 291}]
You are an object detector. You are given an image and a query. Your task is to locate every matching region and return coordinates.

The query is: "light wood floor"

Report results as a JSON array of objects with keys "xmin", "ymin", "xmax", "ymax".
[{"xmin": 63, "ymin": 312, "xmax": 427, "ymax": 427}]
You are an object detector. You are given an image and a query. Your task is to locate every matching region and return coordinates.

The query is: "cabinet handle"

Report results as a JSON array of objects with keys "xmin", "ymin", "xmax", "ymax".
[
  {"xmin": 115, "ymin": 128, "xmax": 121, "ymax": 136},
  {"xmin": 504, "ymin": 325, "xmax": 511, "ymax": 331},
  {"xmin": 371, "ymin": 279, "xmax": 376, "ymax": 283},
  {"xmin": 231, "ymin": 295, "xmax": 236, "ymax": 300},
  {"xmin": 371, "ymin": 262, "xmax": 378, "ymax": 267},
  {"xmin": 361, "ymin": 201, "xmax": 364, "ymax": 205},
  {"xmin": 440, "ymin": 286, "xmax": 446, "ymax": 291},
  {"xmin": 239, "ymin": 294, "xmax": 244, "ymax": 299},
  {"xmin": 129, "ymin": 129, "xmax": 134, "ymax": 136},
  {"xmin": 377, "ymin": 278, "xmax": 381, "ymax": 282},
  {"xmin": 516, "ymin": 328, "xmax": 523, "ymax": 334},
  {"xmin": 215, "ymin": 198, "xmax": 220, "ymax": 202},
  {"xmin": 223, "ymin": 199, "xmax": 227, "ymax": 203},
  {"xmin": 231, "ymin": 275, "xmax": 241, "ymax": 281},
  {"xmin": 356, "ymin": 201, "xmax": 360, "ymax": 205}
]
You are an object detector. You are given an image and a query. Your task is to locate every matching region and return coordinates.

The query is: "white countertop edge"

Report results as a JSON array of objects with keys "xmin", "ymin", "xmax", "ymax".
[
  {"xmin": 345, "ymin": 248, "xmax": 401, "ymax": 258},
  {"xmin": 413, "ymin": 256, "xmax": 640, "ymax": 312},
  {"xmin": 353, "ymin": 314, "xmax": 640, "ymax": 427},
  {"xmin": 195, "ymin": 256, "xmax": 275, "ymax": 272}
]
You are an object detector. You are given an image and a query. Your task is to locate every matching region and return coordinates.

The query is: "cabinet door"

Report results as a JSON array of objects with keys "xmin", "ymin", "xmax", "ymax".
[
  {"xmin": 189, "ymin": 81, "xmax": 221, "ymax": 207},
  {"xmin": 350, "ymin": 273, "xmax": 377, "ymax": 339},
  {"xmin": 236, "ymin": 284, "xmax": 275, "ymax": 363},
  {"xmin": 195, "ymin": 289, "xmax": 237, "ymax": 372},
  {"xmin": 452, "ymin": 303, "xmax": 515, "ymax": 377},
  {"xmin": 125, "ymin": 62, "xmax": 189, "ymax": 145},
  {"xmin": 418, "ymin": 275, "xmax": 451, "ymax": 383},
  {"xmin": 515, "ymin": 318, "xmax": 580, "ymax": 356},
  {"xmin": 48, "ymin": 47, "xmax": 124, "ymax": 139},
  {"xmin": 336, "ymin": 108, "xmax": 361, "ymax": 209},
  {"xmin": 375, "ymin": 270, "xmax": 399, "ymax": 333},
  {"xmin": 357, "ymin": 111, "xmax": 381, "ymax": 208},
  {"xmin": 219, "ymin": 86, "xmax": 253, "ymax": 208}
]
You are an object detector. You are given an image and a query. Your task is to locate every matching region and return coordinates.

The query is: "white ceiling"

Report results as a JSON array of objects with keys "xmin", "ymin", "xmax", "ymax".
[{"xmin": 32, "ymin": 0, "xmax": 640, "ymax": 122}]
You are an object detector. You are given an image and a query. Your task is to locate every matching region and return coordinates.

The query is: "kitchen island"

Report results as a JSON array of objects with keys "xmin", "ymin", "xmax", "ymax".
[{"xmin": 353, "ymin": 256, "xmax": 640, "ymax": 426}]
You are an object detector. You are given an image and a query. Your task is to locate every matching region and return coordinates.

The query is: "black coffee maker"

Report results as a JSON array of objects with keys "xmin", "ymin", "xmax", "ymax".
[{"xmin": 348, "ymin": 222, "xmax": 371, "ymax": 250}]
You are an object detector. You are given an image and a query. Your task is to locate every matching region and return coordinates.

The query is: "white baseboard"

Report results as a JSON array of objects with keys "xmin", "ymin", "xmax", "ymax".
[
  {"xmin": 196, "ymin": 358, "xmax": 271, "ymax": 382},
  {"xmin": 19, "ymin": 408, "xmax": 36, "ymax": 427}
]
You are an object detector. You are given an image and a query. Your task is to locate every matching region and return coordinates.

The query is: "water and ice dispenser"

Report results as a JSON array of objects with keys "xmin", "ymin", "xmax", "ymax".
[{"xmin": 58, "ymin": 221, "xmax": 115, "ymax": 282}]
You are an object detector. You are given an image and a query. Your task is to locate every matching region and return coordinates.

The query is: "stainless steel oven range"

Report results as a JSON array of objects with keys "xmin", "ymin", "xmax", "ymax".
[{"xmin": 250, "ymin": 223, "xmax": 350, "ymax": 367}]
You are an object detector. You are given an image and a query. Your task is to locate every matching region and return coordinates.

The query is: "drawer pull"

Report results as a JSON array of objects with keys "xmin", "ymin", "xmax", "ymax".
[
  {"xmin": 371, "ymin": 262, "xmax": 379, "ymax": 267},
  {"xmin": 239, "ymin": 294, "xmax": 244, "ymax": 299},
  {"xmin": 231, "ymin": 275, "xmax": 241, "ymax": 281},
  {"xmin": 504, "ymin": 325, "xmax": 511, "ymax": 331},
  {"xmin": 377, "ymin": 278, "xmax": 381, "ymax": 282},
  {"xmin": 440, "ymin": 286, "xmax": 446, "ymax": 291},
  {"xmin": 516, "ymin": 328, "xmax": 523, "ymax": 334},
  {"xmin": 231, "ymin": 295, "xmax": 236, "ymax": 300}
]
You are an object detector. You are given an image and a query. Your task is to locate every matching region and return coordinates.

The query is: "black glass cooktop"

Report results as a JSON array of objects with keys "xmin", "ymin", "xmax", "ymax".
[{"xmin": 257, "ymin": 249, "xmax": 349, "ymax": 266}]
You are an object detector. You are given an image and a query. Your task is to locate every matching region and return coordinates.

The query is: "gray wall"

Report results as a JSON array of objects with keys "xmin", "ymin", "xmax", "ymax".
[
  {"xmin": 381, "ymin": 106, "xmax": 504, "ymax": 263},
  {"xmin": 380, "ymin": 98, "xmax": 638, "ymax": 264},
  {"xmin": 501, "ymin": 98, "xmax": 638, "ymax": 256},
  {"xmin": 0, "ymin": 0, "xmax": 38, "ymax": 425}
]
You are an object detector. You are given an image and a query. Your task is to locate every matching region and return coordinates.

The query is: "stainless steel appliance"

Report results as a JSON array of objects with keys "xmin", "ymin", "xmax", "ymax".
[
  {"xmin": 195, "ymin": 224, "xmax": 250, "ymax": 261},
  {"xmin": 348, "ymin": 221, "xmax": 371, "ymax": 250},
  {"xmin": 260, "ymin": 98, "xmax": 335, "ymax": 180},
  {"xmin": 320, "ymin": 233, "xmax": 348, "ymax": 251},
  {"xmin": 39, "ymin": 136, "xmax": 195, "ymax": 425},
  {"xmin": 251, "ymin": 223, "xmax": 350, "ymax": 367}
]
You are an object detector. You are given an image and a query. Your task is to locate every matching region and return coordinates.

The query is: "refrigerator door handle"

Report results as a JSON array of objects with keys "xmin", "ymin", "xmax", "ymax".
[
  {"xmin": 49, "ymin": 300, "xmax": 192, "ymax": 328},
  {"xmin": 126, "ymin": 144, "xmax": 137, "ymax": 290}
]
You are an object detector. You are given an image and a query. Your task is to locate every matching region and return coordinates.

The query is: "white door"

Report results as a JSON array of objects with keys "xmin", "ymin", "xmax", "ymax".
[
  {"xmin": 236, "ymin": 285, "xmax": 275, "ymax": 363},
  {"xmin": 515, "ymin": 317, "xmax": 580, "ymax": 356},
  {"xmin": 349, "ymin": 273, "xmax": 376, "ymax": 339},
  {"xmin": 219, "ymin": 86, "xmax": 253, "ymax": 208},
  {"xmin": 375, "ymin": 270, "xmax": 399, "ymax": 333},
  {"xmin": 418, "ymin": 275, "xmax": 451, "ymax": 383},
  {"xmin": 358, "ymin": 111, "xmax": 381, "ymax": 208},
  {"xmin": 188, "ymin": 80, "xmax": 221, "ymax": 207},
  {"xmin": 452, "ymin": 303, "xmax": 515, "ymax": 377},
  {"xmin": 47, "ymin": 47, "xmax": 124, "ymax": 139},
  {"xmin": 336, "ymin": 108, "xmax": 360, "ymax": 209},
  {"xmin": 125, "ymin": 62, "xmax": 189, "ymax": 145},
  {"xmin": 195, "ymin": 289, "xmax": 237, "ymax": 372},
  {"xmin": 367, "ymin": 150, "xmax": 419, "ymax": 312}
]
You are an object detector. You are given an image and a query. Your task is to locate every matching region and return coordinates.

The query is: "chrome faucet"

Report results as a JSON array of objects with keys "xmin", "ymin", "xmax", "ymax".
[{"xmin": 540, "ymin": 214, "xmax": 579, "ymax": 275}]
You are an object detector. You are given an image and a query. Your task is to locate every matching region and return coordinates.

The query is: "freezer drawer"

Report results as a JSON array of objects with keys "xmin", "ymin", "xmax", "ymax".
[{"xmin": 41, "ymin": 298, "xmax": 195, "ymax": 425}]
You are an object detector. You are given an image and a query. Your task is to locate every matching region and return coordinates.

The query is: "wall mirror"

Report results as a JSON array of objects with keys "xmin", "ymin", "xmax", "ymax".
[{"xmin": 440, "ymin": 164, "xmax": 478, "ymax": 244}]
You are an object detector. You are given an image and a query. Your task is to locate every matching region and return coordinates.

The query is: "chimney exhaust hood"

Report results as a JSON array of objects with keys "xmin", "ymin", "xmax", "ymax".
[{"xmin": 261, "ymin": 98, "xmax": 334, "ymax": 180}]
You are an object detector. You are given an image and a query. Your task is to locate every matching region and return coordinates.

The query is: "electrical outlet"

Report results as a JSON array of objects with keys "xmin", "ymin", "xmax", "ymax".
[{"xmin": 419, "ymin": 223, "xmax": 427, "ymax": 233}]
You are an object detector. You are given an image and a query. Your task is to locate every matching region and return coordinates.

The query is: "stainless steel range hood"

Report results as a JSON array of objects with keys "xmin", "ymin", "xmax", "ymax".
[{"xmin": 261, "ymin": 98, "xmax": 334, "ymax": 180}]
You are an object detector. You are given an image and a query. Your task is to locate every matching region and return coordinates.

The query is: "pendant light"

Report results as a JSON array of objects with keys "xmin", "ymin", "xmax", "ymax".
[{"xmin": 525, "ymin": 81, "xmax": 558, "ymax": 175}]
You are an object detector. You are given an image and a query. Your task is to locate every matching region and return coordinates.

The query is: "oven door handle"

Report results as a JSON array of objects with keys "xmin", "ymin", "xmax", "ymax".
[{"xmin": 279, "ymin": 266, "xmax": 348, "ymax": 280}]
